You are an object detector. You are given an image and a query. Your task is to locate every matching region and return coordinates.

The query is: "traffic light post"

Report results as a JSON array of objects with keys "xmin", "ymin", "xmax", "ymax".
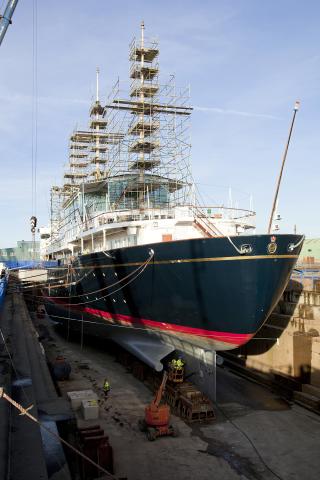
[{"xmin": 30, "ymin": 216, "xmax": 37, "ymax": 262}]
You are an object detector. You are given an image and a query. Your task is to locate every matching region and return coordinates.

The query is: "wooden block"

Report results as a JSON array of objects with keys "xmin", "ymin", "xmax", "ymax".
[
  {"xmin": 302, "ymin": 384, "xmax": 320, "ymax": 399},
  {"xmin": 294, "ymin": 391, "xmax": 320, "ymax": 409}
]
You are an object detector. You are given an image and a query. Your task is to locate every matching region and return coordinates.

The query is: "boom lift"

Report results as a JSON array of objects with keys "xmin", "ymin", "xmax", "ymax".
[{"xmin": 139, "ymin": 371, "xmax": 178, "ymax": 441}]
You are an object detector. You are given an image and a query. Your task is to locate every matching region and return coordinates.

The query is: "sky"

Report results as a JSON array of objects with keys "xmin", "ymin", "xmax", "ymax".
[{"xmin": 0, "ymin": 0, "xmax": 319, "ymax": 247}]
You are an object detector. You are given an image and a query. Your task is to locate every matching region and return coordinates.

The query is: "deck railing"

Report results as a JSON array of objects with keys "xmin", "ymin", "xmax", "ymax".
[{"xmin": 45, "ymin": 204, "xmax": 256, "ymax": 254}]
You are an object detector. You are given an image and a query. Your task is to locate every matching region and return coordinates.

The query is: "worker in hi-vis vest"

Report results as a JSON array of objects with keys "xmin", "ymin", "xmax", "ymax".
[
  {"xmin": 103, "ymin": 379, "xmax": 111, "ymax": 398},
  {"xmin": 170, "ymin": 358, "xmax": 185, "ymax": 369}
]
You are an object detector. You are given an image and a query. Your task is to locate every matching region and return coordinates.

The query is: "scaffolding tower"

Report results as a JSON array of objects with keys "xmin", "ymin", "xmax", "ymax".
[
  {"xmin": 104, "ymin": 21, "xmax": 193, "ymax": 212},
  {"xmin": 49, "ymin": 22, "xmax": 194, "ymax": 244},
  {"xmin": 63, "ymin": 68, "xmax": 124, "ymax": 194}
]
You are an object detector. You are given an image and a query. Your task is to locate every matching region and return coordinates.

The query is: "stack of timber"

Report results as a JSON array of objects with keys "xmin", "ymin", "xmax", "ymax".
[
  {"xmin": 117, "ymin": 350, "xmax": 215, "ymax": 423},
  {"xmin": 76, "ymin": 424, "xmax": 114, "ymax": 478},
  {"xmin": 164, "ymin": 382, "xmax": 215, "ymax": 423}
]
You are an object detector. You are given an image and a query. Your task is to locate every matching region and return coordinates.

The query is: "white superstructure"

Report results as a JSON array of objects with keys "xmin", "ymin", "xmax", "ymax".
[{"xmin": 42, "ymin": 23, "xmax": 255, "ymax": 262}]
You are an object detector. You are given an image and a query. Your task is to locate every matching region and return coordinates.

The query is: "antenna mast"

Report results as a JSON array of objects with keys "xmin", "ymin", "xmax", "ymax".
[
  {"xmin": 267, "ymin": 101, "xmax": 300, "ymax": 234},
  {"xmin": 96, "ymin": 67, "xmax": 99, "ymax": 102}
]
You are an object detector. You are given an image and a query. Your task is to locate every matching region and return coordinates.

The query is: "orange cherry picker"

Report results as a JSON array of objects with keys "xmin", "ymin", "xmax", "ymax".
[{"xmin": 139, "ymin": 371, "xmax": 178, "ymax": 441}]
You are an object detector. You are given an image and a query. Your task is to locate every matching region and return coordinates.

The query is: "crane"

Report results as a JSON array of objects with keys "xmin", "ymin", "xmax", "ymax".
[{"xmin": 0, "ymin": 0, "xmax": 19, "ymax": 46}]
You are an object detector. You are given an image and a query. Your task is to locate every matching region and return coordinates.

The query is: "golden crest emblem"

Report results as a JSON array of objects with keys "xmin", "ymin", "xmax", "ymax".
[{"xmin": 267, "ymin": 242, "xmax": 277, "ymax": 254}]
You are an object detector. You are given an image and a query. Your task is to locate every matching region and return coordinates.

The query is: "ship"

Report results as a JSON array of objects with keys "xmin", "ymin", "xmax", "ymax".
[{"xmin": 41, "ymin": 23, "xmax": 304, "ymax": 370}]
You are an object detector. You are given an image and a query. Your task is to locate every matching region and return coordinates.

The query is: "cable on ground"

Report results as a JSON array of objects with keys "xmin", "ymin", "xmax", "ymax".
[{"xmin": 215, "ymin": 401, "xmax": 283, "ymax": 480}]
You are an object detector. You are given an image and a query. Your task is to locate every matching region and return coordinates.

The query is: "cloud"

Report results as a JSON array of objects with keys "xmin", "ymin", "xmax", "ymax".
[{"xmin": 193, "ymin": 105, "xmax": 278, "ymax": 120}]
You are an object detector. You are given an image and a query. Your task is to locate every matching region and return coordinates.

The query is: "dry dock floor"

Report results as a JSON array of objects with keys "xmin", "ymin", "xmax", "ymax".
[{"xmin": 35, "ymin": 315, "xmax": 320, "ymax": 480}]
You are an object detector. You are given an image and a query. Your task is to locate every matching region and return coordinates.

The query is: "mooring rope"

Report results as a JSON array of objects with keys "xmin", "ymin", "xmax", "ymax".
[
  {"xmin": 288, "ymin": 235, "xmax": 305, "ymax": 251},
  {"xmin": 44, "ymin": 249, "xmax": 154, "ymax": 307},
  {"xmin": 44, "ymin": 249, "xmax": 154, "ymax": 300},
  {"xmin": 0, "ymin": 388, "xmax": 117, "ymax": 479}
]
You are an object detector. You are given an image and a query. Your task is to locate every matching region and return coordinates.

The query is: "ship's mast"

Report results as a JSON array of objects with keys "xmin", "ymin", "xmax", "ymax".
[
  {"xmin": 50, "ymin": 71, "xmax": 123, "ymax": 242},
  {"xmin": 90, "ymin": 66, "xmax": 107, "ymax": 181},
  {"xmin": 63, "ymin": 69, "xmax": 120, "ymax": 193},
  {"xmin": 139, "ymin": 21, "xmax": 145, "ymax": 206},
  {"xmin": 96, "ymin": 66, "xmax": 99, "ymax": 102},
  {"xmin": 129, "ymin": 20, "xmax": 161, "ymax": 208}
]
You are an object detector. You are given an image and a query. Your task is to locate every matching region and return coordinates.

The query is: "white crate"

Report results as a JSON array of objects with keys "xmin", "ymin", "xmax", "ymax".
[
  {"xmin": 81, "ymin": 399, "xmax": 99, "ymax": 420},
  {"xmin": 67, "ymin": 390, "xmax": 98, "ymax": 410}
]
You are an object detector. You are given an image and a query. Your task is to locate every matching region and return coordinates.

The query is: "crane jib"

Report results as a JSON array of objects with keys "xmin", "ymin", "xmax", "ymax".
[{"xmin": 0, "ymin": 0, "xmax": 19, "ymax": 46}]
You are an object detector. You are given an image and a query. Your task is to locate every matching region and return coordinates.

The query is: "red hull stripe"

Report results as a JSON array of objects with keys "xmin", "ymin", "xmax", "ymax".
[{"xmin": 46, "ymin": 298, "xmax": 253, "ymax": 346}]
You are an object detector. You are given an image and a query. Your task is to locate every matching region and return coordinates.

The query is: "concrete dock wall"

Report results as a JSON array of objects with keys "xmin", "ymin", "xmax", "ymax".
[{"xmin": 228, "ymin": 273, "xmax": 320, "ymax": 388}]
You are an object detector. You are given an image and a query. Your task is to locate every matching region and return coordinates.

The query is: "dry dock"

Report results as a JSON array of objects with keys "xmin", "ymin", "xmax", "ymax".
[
  {"xmin": 223, "ymin": 266, "xmax": 320, "ymax": 412},
  {"xmin": 0, "ymin": 287, "xmax": 72, "ymax": 480},
  {"xmin": 1, "ymin": 285, "xmax": 320, "ymax": 479}
]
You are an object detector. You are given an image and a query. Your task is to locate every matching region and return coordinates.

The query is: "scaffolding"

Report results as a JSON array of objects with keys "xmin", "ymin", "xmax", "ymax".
[
  {"xmin": 50, "ymin": 186, "xmax": 65, "ymax": 243},
  {"xmin": 103, "ymin": 21, "xmax": 193, "ymax": 213},
  {"xmin": 62, "ymin": 68, "xmax": 125, "ymax": 194},
  {"xmin": 47, "ymin": 22, "xmax": 255, "ymax": 251}
]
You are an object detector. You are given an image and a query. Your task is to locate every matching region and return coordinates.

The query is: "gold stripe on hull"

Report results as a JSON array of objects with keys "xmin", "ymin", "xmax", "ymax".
[{"xmin": 71, "ymin": 254, "xmax": 299, "ymax": 270}]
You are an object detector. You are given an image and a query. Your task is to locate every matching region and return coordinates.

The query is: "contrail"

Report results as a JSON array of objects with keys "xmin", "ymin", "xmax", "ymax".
[
  {"xmin": 194, "ymin": 106, "xmax": 278, "ymax": 120},
  {"xmin": 0, "ymin": 93, "xmax": 88, "ymax": 106}
]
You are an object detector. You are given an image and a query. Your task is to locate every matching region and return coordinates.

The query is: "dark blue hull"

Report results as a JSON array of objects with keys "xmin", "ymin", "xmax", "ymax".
[
  {"xmin": 44, "ymin": 234, "xmax": 303, "ymax": 355},
  {"xmin": 0, "ymin": 275, "xmax": 8, "ymax": 312}
]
